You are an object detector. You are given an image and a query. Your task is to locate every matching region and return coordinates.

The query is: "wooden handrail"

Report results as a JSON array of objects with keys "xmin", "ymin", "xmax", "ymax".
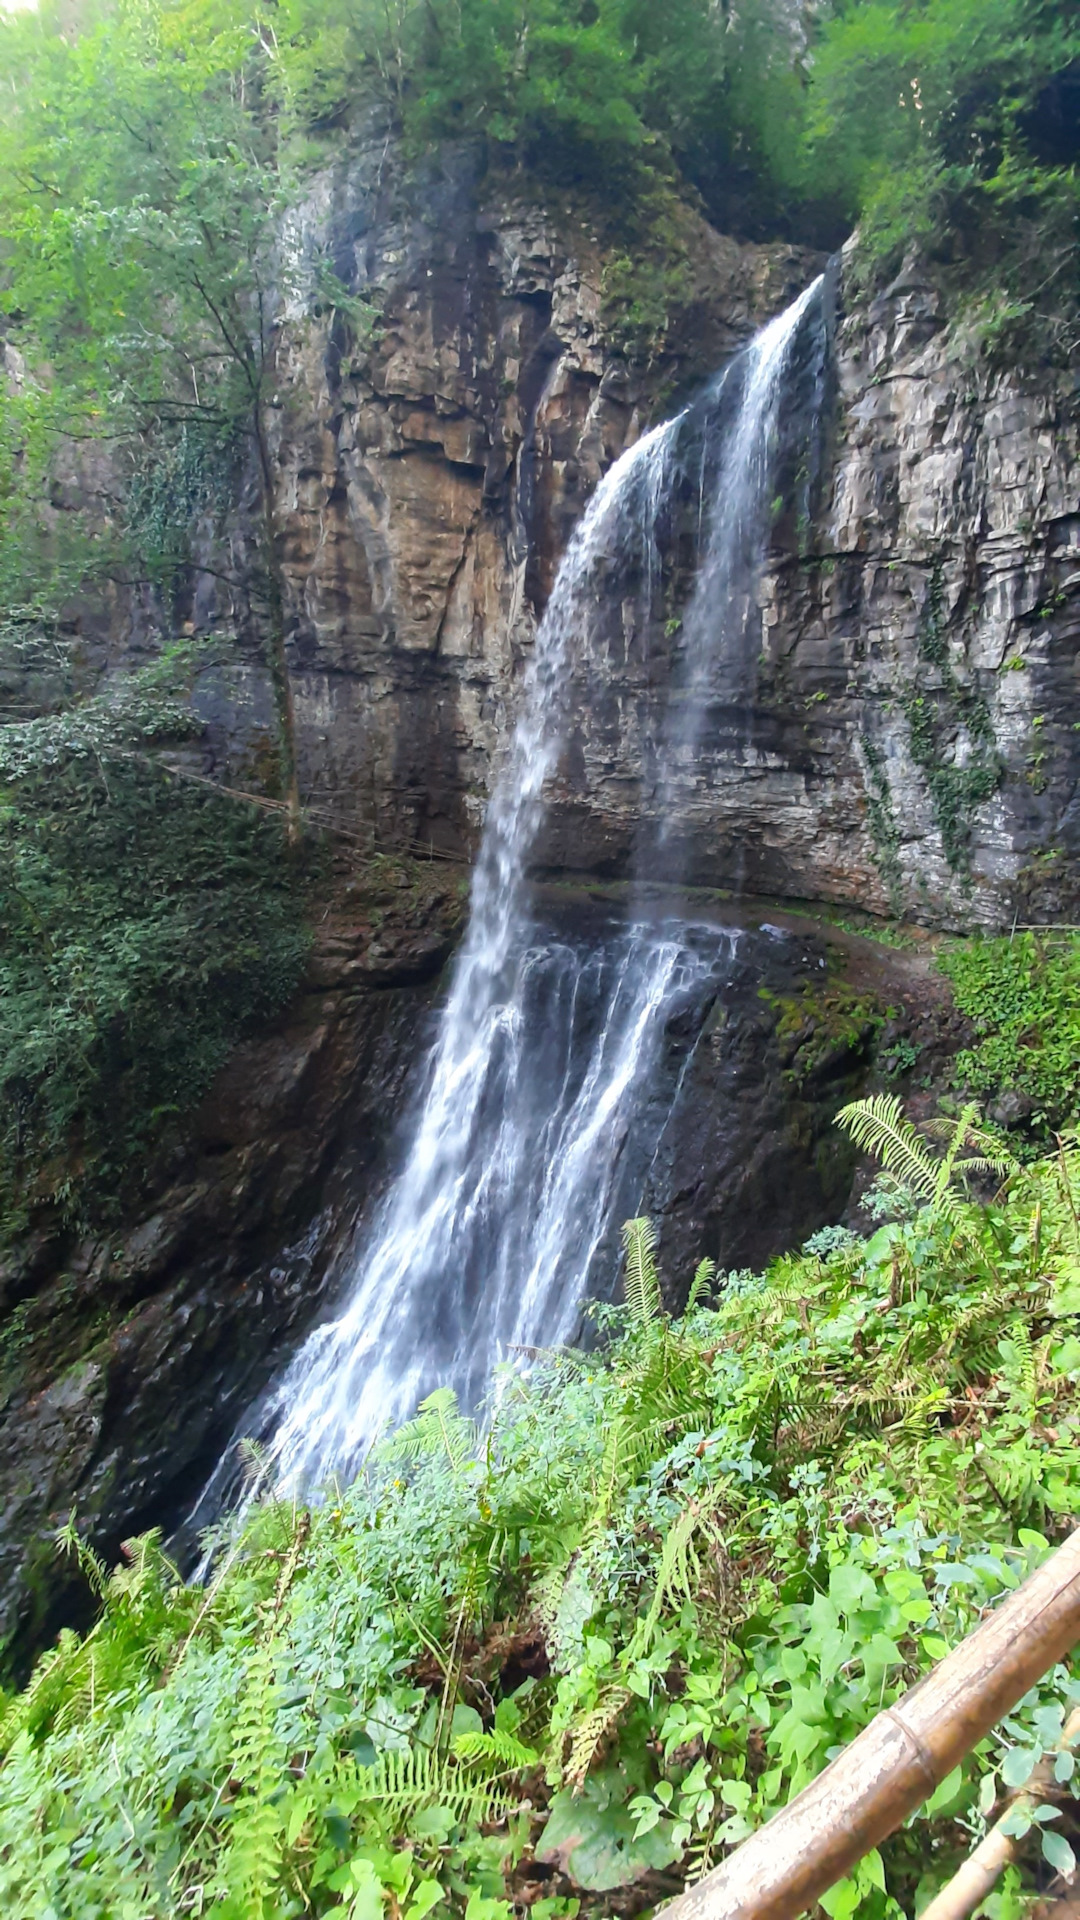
[
  {"xmin": 919, "ymin": 1704, "xmax": 1080, "ymax": 1920},
  {"xmin": 661, "ymin": 1527, "xmax": 1080, "ymax": 1920}
]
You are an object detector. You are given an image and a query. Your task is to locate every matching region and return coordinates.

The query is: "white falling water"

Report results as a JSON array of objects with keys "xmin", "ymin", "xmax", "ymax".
[
  {"xmin": 625, "ymin": 272, "xmax": 827, "ymax": 864},
  {"xmin": 205, "ymin": 278, "xmax": 823, "ymax": 1503},
  {"xmin": 664, "ymin": 274, "xmax": 824, "ymax": 775}
]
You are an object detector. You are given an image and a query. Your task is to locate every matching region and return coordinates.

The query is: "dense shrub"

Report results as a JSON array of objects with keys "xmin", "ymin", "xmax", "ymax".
[
  {"xmin": 3, "ymin": 1108, "xmax": 1079, "ymax": 1917},
  {"xmin": 940, "ymin": 933, "xmax": 1080, "ymax": 1141},
  {"xmin": 798, "ymin": 0, "xmax": 1080, "ymax": 354},
  {"xmin": 3, "ymin": 0, "xmax": 1075, "ymax": 288}
]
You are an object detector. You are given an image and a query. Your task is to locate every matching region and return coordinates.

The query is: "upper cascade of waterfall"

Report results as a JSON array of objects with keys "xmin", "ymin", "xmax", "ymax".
[
  {"xmin": 195, "ymin": 276, "xmax": 826, "ymax": 1514},
  {"xmin": 652, "ymin": 276, "xmax": 826, "ymax": 835}
]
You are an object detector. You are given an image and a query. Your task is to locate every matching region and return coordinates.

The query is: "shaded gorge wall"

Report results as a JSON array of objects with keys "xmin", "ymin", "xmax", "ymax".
[{"xmin": 3, "ymin": 131, "xmax": 1078, "ymax": 1656}]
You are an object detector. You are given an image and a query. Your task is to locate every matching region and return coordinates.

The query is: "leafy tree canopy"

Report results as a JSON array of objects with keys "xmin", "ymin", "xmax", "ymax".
[
  {"xmin": 799, "ymin": 0, "xmax": 1079, "ymax": 348},
  {"xmin": 1, "ymin": 0, "xmax": 1076, "ymax": 282},
  {"xmin": 0, "ymin": 0, "xmax": 1074, "ymax": 620}
]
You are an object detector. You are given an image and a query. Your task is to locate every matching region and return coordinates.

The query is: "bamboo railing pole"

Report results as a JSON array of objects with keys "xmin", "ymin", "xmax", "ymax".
[
  {"xmin": 919, "ymin": 1705, "xmax": 1080, "ymax": 1920},
  {"xmin": 917, "ymin": 1819, "xmax": 1019, "ymax": 1920},
  {"xmin": 661, "ymin": 1527, "xmax": 1080, "ymax": 1920}
]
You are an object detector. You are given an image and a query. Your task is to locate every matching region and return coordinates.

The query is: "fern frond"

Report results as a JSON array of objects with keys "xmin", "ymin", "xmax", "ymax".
[
  {"xmin": 586, "ymin": 1370, "xmax": 714, "ymax": 1537},
  {"xmin": 563, "ymin": 1687, "xmax": 632, "ymax": 1790},
  {"xmin": 836, "ymin": 1094, "xmax": 938, "ymax": 1197},
  {"xmin": 381, "ymin": 1388, "xmax": 479, "ymax": 1478},
  {"xmin": 923, "ymin": 1115, "xmax": 1017, "ymax": 1167},
  {"xmin": 453, "ymin": 1728, "xmax": 539, "ymax": 1770},
  {"xmin": 1052, "ymin": 1132, "xmax": 1080, "ymax": 1265},
  {"xmin": 932, "ymin": 1101, "xmax": 977, "ymax": 1206},
  {"xmin": 836, "ymin": 1095, "xmax": 962, "ymax": 1222},
  {"xmin": 684, "ymin": 1257, "xmax": 716, "ymax": 1316},
  {"xmin": 622, "ymin": 1217, "xmax": 662, "ymax": 1327},
  {"xmin": 631, "ymin": 1486, "xmax": 726, "ymax": 1657},
  {"xmin": 434, "ymin": 1559, "xmax": 490, "ymax": 1755},
  {"xmin": 353, "ymin": 1742, "xmax": 509, "ymax": 1832},
  {"xmin": 223, "ymin": 1628, "xmax": 285, "ymax": 1920},
  {"xmin": 55, "ymin": 1515, "xmax": 109, "ymax": 1598},
  {"xmin": 237, "ymin": 1436, "xmax": 273, "ymax": 1496},
  {"xmin": 0, "ymin": 1634, "xmax": 77, "ymax": 1754}
]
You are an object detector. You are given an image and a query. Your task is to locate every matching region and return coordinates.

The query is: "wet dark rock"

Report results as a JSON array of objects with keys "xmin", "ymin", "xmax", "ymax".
[
  {"xmin": 0, "ymin": 873, "xmax": 465, "ymax": 1669},
  {"xmin": 631, "ymin": 907, "xmax": 949, "ymax": 1288}
]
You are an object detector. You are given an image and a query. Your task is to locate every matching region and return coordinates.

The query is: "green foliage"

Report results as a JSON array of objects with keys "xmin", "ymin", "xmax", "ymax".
[
  {"xmin": 620, "ymin": 1216, "xmax": 662, "ymax": 1327},
  {"xmin": 126, "ymin": 417, "xmax": 243, "ymax": 588},
  {"xmin": 861, "ymin": 560, "xmax": 1007, "ymax": 896},
  {"xmin": 600, "ymin": 229, "xmax": 693, "ymax": 365},
  {"xmin": 0, "ymin": 0, "xmax": 1074, "ymax": 525},
  {"xmin": 269, "ymin": 0, "xmax": 830, "ymax": 235},
  {"xmin": 0, "ymin": 652, "xmax": 310, "ymax": 1236},
  {"xmin": 940, "ymin": 932, "xmax": 1080, "ymax": 1141},
  {"xmin": 0, "ymin": 0, "xmax": 333, "ymax": 812},
  {"xmin": 800, "ymin": 0, "xmax": 1080, "ymax": 352},
  {"xmin": 5, "ymin": 1107, "xmax": 1080, "ymax": 1915},
  {"xmin": 224, "ymin": 1628, "xmax": 288, "ymax": 1917},
  {"xmin": 859, "ymin": 736, "xmax": 905, "ymax": 912},
  {"xmin": 899, "ymin": 564, "xmax": 1002, "ymax": 876},
  {"xmin": 767, "ymin": 981, "xmax": 885, "ymax": 1089},
  {"xmin": 903, "ymin": 688, "xmax": 1000, "ymax": 873},
  {"xmin": 836, "ymin": 1094, "xmax": 1011, "ymax": 1226}
]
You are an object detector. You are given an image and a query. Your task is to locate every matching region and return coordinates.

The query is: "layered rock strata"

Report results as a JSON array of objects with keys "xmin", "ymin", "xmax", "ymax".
[{"xmin": 179, "ymin": 149, "xmax": 1079, "ymax": 929}]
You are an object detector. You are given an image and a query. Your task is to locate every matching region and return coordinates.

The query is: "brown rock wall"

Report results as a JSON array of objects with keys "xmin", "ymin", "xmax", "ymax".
[
  {"xmin": 179, "ymin": 152, "xmax": 1077, "ymax": 930},
  {"xmin": 174, "ymin": 137, "xmax": 821, "ymax": 862}
]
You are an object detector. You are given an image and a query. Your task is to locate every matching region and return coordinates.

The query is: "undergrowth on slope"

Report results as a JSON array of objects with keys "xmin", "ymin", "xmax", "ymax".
[
  {"xmin": 0, "ymin": 645, "xmax": 311, "ymax": 1238},
  {"xmin": 3, "ymin": 1104, "xmax": 1080, "ymax": 1917},
  {"xmin": 940, "ymin": 932, "xmax": 1080, "ymax": 1144}
]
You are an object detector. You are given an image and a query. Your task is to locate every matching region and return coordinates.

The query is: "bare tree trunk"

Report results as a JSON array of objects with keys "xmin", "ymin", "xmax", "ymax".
[{"xmin": 252, "ymin": 404, "xmax": 301, "ymax": 840}]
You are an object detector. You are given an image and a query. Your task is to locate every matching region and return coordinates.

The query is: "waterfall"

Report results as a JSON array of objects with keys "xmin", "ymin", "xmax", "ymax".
[
  {"xmin": 198, "ymin": 276, "xmax": 824, "ymax": 1509},
  {"xmin": 651, "ymin": 276, "xmax": 826, "ymax": 842}
]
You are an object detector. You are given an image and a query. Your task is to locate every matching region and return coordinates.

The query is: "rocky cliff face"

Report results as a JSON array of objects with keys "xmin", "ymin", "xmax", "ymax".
[
  {"xmin": 4, "ymin": 136, "xmax": 1077, "ymax": 1656},
  {"xmin": 537, "ymin": 278, "xmax": 1080, "ymax": 927},
  {"xmin": 752, "ymin": 269, "xmax": 1080, "ymax": 928},
  {"xmin": 176, "ymin": 135, "xmax": 823, "ymax": 861},
  {"xmin": 0, "ymin": 867, "xmax": 464, "ymax": 1664},
  {"xmin": 173, "ymin": 141, "xmax": 1079, "ymax": 933}
]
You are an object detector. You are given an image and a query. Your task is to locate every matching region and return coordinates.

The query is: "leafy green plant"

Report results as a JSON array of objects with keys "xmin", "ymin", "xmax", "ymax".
[
  {"xmin": 836, "ymin": 1093, "xmax": 1012, "ymax": 1226},
  {"xmin": 0, "ymin": 0, "xmax": 346, "ymax": 826},
  {"xmin": 798, "ymin": 0, "xmax": 1080, "ymax": 356},
  {"xmin": 859, "ymin": 736, "xmax": 905, "ymax": 911},
  {"xmin": 4, "ymin": 1103, "xmax": 1080, "ymax": 1916},
  {"xmin": 940, "ymin": 932, "xmax": 1080, "ymax": 1142}
]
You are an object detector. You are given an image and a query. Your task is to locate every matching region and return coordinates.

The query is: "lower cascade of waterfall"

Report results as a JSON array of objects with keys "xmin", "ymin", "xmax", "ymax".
[
  {"xmin": 258, "ymin": 909, "xmax": 741, "ymax": 1491},
  {"xmin": 199, "ymin": 274, "xmax": 826, "ymax": 1511}
]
